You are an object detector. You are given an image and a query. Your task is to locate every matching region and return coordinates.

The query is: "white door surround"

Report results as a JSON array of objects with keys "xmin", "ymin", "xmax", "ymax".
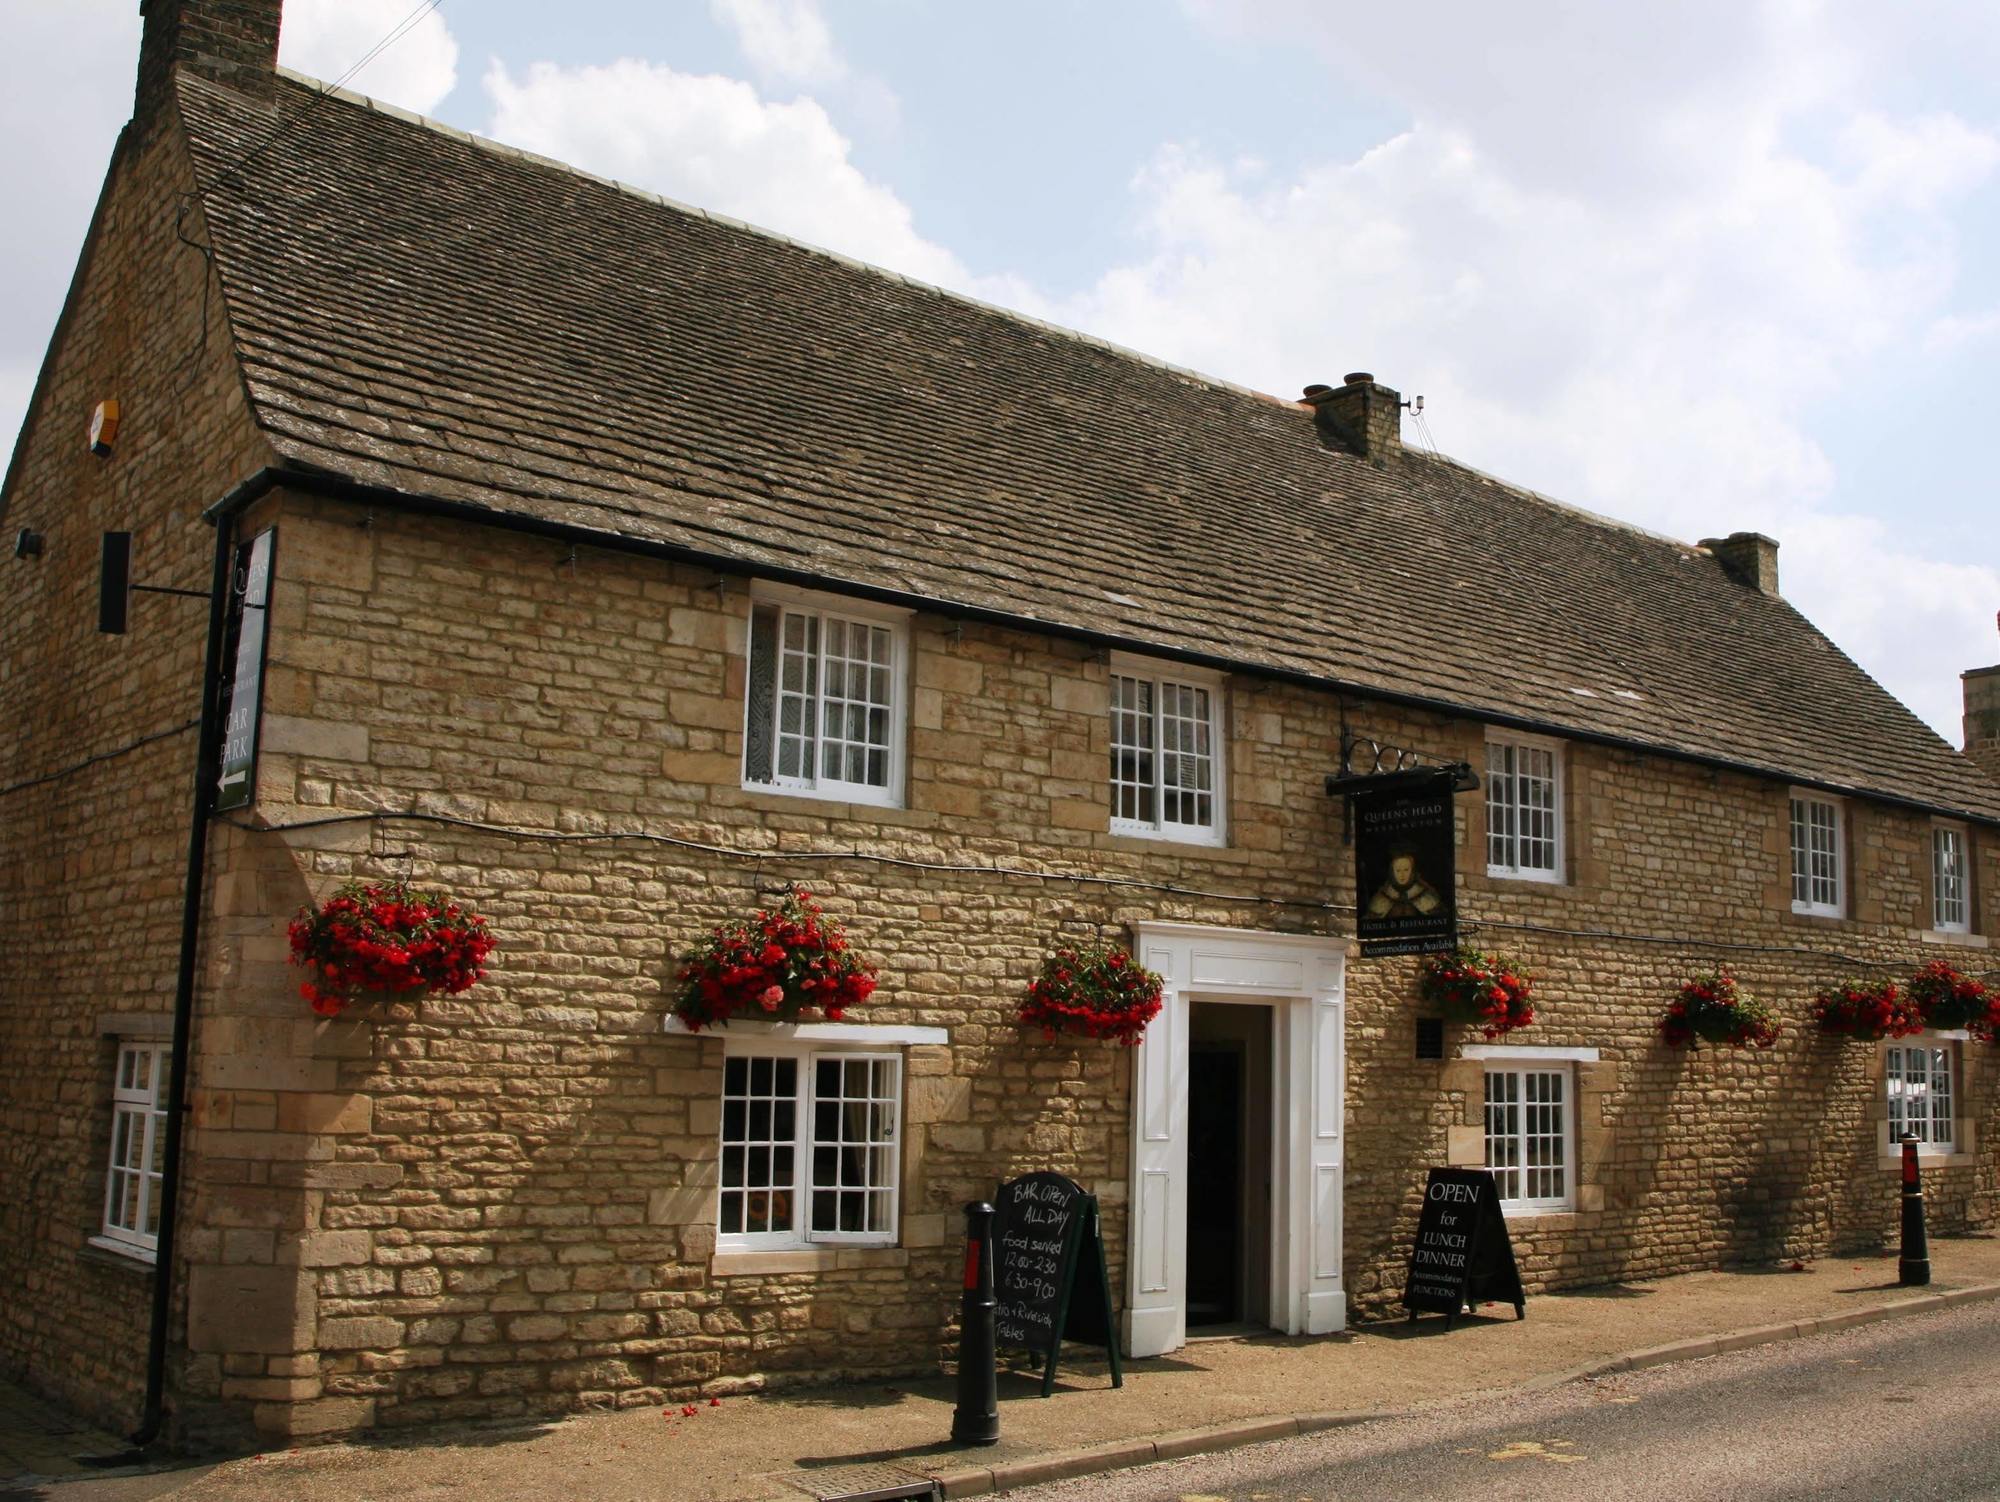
[{"xmin": 1125, "ymin": 922, "xmax": 1347, "ymax": 1357}]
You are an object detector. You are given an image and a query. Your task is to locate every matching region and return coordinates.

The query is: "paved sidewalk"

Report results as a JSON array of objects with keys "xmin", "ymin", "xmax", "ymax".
[{"xmin": 8, "ymin": 1236, "xmax": 2000, "ymax": 1501}]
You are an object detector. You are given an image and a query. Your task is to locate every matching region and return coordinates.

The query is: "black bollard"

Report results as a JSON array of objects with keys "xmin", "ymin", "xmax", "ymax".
[
  {"xmin": 1898, "ymin": 1132, "xmax": 1931, "ymax": 1287},
  {"xmin": 950, "ymin": 1200, "xmax": 1000, "ymax": 1446}
]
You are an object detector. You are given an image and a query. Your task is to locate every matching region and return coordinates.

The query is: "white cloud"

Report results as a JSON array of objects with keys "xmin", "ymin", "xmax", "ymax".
[
  {"xmin": 278, "ymin": 0, "xmax": 458, "ymax": 115},
  {"xmin": 1784, "ymin": 517, "xmax": 1999, "ymax": 740},
  {"xmin": 482, "ymin": 57, "xmax": 1019, "ymax": 306},
  {"xmin": 710, "ymin": 0, "xmax": 845, "ymax": 86},
  {"xmin": 1062, "ymin": 0, "xmax": 2000, "ymax": 741}
]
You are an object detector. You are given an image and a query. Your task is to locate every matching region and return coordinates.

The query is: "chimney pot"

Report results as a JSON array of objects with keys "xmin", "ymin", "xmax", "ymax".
[
  {"xmin": 1699, "ymin": 531, "xmax": 1781, "ymax": 597},
  {"xmin": 1343, "ymin": 372, "xmax": 1374, "ymax": 386}
]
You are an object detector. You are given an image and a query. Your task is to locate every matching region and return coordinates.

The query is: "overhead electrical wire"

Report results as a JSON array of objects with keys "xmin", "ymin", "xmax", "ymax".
[{"xmin": 193, "ymin": 0, "xmax": 446, "ymax": 204}]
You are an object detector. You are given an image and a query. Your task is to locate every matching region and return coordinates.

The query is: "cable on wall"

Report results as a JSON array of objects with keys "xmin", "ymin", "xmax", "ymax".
[
  {"xmin": 224, "ymin": 805, "xmax": 1954, "ymax": 975},
  {"xmin": 0, "ymin": 719, "xmax": 198, "ymax": 800}
]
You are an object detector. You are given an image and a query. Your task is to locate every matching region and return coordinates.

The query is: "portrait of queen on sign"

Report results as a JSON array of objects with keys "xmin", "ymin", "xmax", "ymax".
[{"xmin": 1366, "ymin": 846, "xmax": 1444, "ymax": 920}]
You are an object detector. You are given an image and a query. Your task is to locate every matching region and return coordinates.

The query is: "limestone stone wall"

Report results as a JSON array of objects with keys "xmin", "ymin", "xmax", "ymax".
[
  {"xmin": 0, "ymin": 101, "xmax": 272, "ymax": 1430},
  {"xmin": 176, "ymin": 493, "xmax": 2000, "ymax": 1441}
]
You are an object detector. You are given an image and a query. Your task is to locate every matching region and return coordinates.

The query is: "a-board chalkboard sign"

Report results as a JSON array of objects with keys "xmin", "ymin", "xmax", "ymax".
[
  {"xmin": 1402, "ymin": 1167, "xmax": 1526, "ymax": 1327},
  {"xmin": 992, "ymin": 1172, "xmax": 1123, "ymax": 1396}
]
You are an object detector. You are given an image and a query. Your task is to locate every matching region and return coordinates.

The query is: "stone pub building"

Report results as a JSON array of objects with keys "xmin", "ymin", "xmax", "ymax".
[{"xmin": 3, "ymin": 0, "xmax": 1999, "ymax": 1446}]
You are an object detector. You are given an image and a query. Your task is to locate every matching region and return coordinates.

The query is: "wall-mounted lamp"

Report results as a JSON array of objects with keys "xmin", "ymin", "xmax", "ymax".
[{"xmin": 12, "ymin": 529, "xmax": 42, "ymax": 559}]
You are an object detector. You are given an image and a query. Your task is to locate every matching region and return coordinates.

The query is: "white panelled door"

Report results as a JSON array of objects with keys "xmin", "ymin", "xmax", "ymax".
[{"xmin": 1125, "ymin": 923, "xmax": 1347, "ymax": 1357}]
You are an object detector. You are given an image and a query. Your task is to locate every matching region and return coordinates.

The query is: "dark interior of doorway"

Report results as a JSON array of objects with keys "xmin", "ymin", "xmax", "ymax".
[{"xmin": 1186, "ymin": 1001, "xmax": 1273, "ymax": 1330}]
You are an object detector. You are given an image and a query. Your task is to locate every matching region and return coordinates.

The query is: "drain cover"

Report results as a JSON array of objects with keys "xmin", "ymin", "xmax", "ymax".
[{"xmin": 781, "ymin": 1462, "xmax": 939, "ymax": 1501}]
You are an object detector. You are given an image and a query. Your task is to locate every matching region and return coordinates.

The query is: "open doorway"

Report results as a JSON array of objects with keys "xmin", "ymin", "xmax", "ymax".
[{"xmin": 1185, "ymin": 1001, "xmax": 1274, "ymax": 1332}]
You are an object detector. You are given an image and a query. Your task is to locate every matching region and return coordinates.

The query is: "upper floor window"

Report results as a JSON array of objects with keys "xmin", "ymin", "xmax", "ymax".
[
  {"xmin": 1108, "ymin": 657, "xmax": 1224, "ymax": 844},
  {"xmin": 1933, "ymin": 824, "xmax": 1970, "ymax": 933},
  {"xmin": 743, "ymin": 592, "xmax": 906, "ymax": 807},
  {"xmin": 98, "ymin": 1039, "xmax": 169, "ymax": 1260},
  {"xmin": 1789, "ymin": 792, "xmax": 1843, "ymax": 917},
  {"xmin": 1485, "ymin": 733, "xmax": 1562, "ymax": 881}
]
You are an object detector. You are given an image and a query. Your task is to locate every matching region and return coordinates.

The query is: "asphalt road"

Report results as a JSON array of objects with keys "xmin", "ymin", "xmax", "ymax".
[{"xmin": 1023, "ymin": 1300, "xmax": 2000, "ymax": 1502}]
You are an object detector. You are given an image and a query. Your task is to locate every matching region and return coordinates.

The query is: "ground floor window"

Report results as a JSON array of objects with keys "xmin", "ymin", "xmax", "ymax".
[
  {"xmin": 1886, "ymin": 1041, "xmax": 1955, "ymax": 1150},
  {"xmin": 719, "ymin": 1048, "xmax": 901, "ymax": 1248},
  {"xmin": 1483, "ymin": 1064, "xmax": 1572, "ymax": 1212},
  {"xmin": 98, "ymin": 1039, "xmax": 169, "ymax": 1259}
]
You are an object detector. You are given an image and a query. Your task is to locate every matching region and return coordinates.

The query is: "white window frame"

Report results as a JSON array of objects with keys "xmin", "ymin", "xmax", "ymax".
[
  {"xmin": 1788, "ymin": 790, "xmax": 1845, "ymax": 918},
  {"xmin": 94, "ymin": 1039, "xmax": 170, "ymax": 1262},
  {"xmin": 1932, "ymin": 823, "xmax": 1971, "ymax": 935},
  {"xmin": 1885, "ymin": 1036, "xmax": 1958, "ymax": 1154},
  {"xmin": 715, "ymin": 1036, "xmax": 904, "ymax": 1252},
  {"xmin": 1484, "ymin": 731, "xmax": 1564, "ymax": 883},
  {"xmin": 740, "ymin": 584, "xmax": 909, "ymax": 809},
  {"xmin": 1107, "ymin": 653, "xmax": 1227, "ymax": 846},
  {"xmin": 1471, "ymin": 1045, "xmax": 1588, "ymax": 1214}
]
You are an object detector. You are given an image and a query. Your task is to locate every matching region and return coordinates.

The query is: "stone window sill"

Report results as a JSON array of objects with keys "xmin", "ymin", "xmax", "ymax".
[
  {"xmin": 1919, "ymin": 930, "xmax": 1988, "ymax": 950},
  {"xmin": 81, "ymin": 1236, "xmax": 156, "ymax": 1273},
  {"xmin": 711, "ymin": 1245, "xmax": 908, "ymax": 1276},
  {"xmin": 1878, "ymin": 1150, "xmax": 1973, "ymax": 1171}
]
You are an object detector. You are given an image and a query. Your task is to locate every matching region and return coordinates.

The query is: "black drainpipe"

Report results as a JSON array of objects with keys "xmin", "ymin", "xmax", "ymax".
[{"xmin": 130, "ymin": 472, "xmax": 268, "ymax": 1446}]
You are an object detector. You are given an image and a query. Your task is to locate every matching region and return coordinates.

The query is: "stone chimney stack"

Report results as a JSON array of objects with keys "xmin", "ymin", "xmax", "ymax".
[
  {"xmin": 1304, "ymin": 373, "xmax": 1402, "ymax": 464},
  {"xmin": 136, "ymin": 0, "xmax": 282, "ymax": 120},
  {"xmin": 1964, "ymin": 664, "xmax": 2000, "ymax": 785},
  {"xmin": 1700, "ymin": 531, "xmax": 1781, "ymax": 597}
]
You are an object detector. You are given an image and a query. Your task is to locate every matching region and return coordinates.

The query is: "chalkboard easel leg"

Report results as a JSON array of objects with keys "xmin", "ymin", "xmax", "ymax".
[
  {"xmin": 1040, "ymin": 1346, "xmax": 1059, "ymax": 1399},
  {"xmin": 1515, "ymin": 1301, "xmax": 1525, "ymax": 1320}
]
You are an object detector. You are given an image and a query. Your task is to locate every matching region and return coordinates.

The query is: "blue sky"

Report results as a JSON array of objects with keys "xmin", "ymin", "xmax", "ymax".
[{"xmin": 4, "ymin": 1, "xmax": 1996, "ymax": 742}]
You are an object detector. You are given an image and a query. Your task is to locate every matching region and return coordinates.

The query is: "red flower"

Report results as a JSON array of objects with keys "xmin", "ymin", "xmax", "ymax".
[
  {"xmin": 672, "ymin": 888, "xmax": 879, "ymax": 1031},
  {"xmin": 1664, "ymin": 969, "xmax": 1780, "ymax": 1050},
  {"xmin": 1420, "ymin": 945, "xmax": 1534, "ymax": 1040},
  {"xmin": 289, "ymin": 880, "xmax": 495, "ymax": 1017},
  {"xmin": 1019, "ymin": 941, "xmax": 1162, "ymax": 1046}
]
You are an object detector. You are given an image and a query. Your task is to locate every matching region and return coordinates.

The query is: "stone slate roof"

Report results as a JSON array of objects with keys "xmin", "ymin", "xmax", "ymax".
[{"xmin": 175, "ymin": 72, "xmax": 2000, "ymax": 824}]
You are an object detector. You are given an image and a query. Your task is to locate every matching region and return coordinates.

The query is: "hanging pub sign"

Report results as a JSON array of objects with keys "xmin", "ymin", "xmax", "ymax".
[
  {"xmin": 1402, "ymin": 1167, "xmax": 1525, "ymax": 1327},
  {"xmin": 213, "ymin": 528, "xmax": 276, "ymax": 814},
  {"xmin": 992, "ymin": 1171, "xmax": 1123, "ymax": 1397},
  {"xmin": 1353, "ymin": 769, "xmax": 1457, "ymax": 956}
]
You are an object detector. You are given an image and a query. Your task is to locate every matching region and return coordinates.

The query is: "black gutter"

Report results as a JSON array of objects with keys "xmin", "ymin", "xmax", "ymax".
[
  {"xmin": 131, "ymin": 468, "xmax": 278, "ymax": 1447},
  {"xmin": 221, "ymin": 464, "xmax": 2000, "ymax": 832}
]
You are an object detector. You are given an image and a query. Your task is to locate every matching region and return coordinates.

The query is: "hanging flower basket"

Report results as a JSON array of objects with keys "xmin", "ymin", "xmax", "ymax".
[
  {"xmin": 1906, "ymin": 961, "xmax": 1997, "ymax": 1036},
  {"xmin": 1418, "ymin": 943, "xmax": 1534, "ymax": 1040},
  {"xmin": 1659, "ymin": 969, "xmax": 1779, "ymax": 1050},
  {"xmin": 672, "ymin": 886, "xmax": 878, "ymax": 1032},
  {"xmin": 288, "ymin": 880, "xmax": 497, "ymax": 1018},
  {"xmin": 1809, "ymin": 976, "xmax": 1919, "ymax": 1040},
  {"xmin": 1019, "ymin": 940, "xmax": 1163, "ymax": 1046}
]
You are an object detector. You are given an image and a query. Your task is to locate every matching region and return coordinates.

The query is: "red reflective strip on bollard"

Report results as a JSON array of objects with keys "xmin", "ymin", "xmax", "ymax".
[
  {"xmin": 963, "ymin": 1240, "xmax": 980, "ymax": 1290},
  {"xmin": 1904, "ymin": 1141, "xmax": 1919, "ymax": 1186}
]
